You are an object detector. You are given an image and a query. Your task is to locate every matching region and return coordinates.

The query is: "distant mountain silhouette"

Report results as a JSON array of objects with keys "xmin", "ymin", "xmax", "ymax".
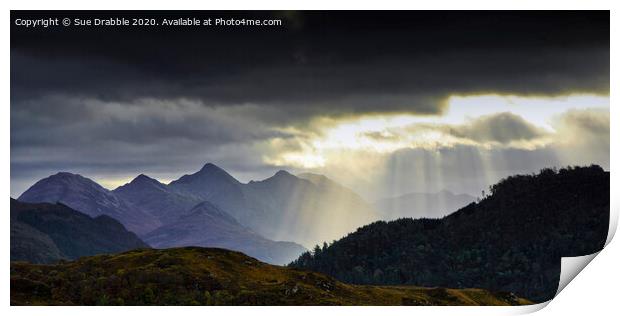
[
  {"xmin": 16, "ymin": 167, "xmax": 314, "ymax": 265},
  {"xmin": 144, "ymin": 201, "xmax": 306, "ymax": 265},
  {"xmin": 114, "ymin": 174, "xmax": 203, "ymax": 224},
  {"xmin": 168, "ymin": 164, "xmax": 379, "ymax": 247},
  {"xmin": 18, "ymin": 164, "xmax": 380, "ymax": 249},
  {"xmin": 297, "ymin": 172, "xmax": 357, "ymax": 192},
  {"xmin": 167, "ymin": 163, "xmax": 252, "ymax": 227},
  {"xmin": 290, "ymin": 165, "xmax": 610, "ymax": 303},
  {"xmin": 168, "ymin": 163, "xmax": 244, "ymax": 199},
  {"xmin": 11, "ymin": 199, "xmax": 148, "ymax": 264},
  {"xmin": 242, "ymin": 171, "xmax": 378, "ymax": 246},
  {"xmin": 374, "ymin": 190, "xmax": 475, "ymax": 220},
  {"xmin": 18, "ymin": 172, "xmax": 160, "ymax": 235}
]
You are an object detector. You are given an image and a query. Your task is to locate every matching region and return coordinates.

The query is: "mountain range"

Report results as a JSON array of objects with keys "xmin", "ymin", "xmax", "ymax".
[
  {"xmin": 16, "ymin": 167, "xmax": 311, "ymax": 265},
  {"xmin": 10, "ymin": 199, "xmax": 148, "ymax": 264},
  {"xmin": 18, "ymin": 172, "xmax": 161, "ymax": 235},
  {"xmin": 10, "ymin": 164, "xmax": 609, "ymax": 304},
  {"xmin": 113, "ymin": 174, "xmax": 203, "ymax": 225},
  {"xmin": 290, "ymin": 165, "xmax": 610, "ymax": 302},
  {"xmin": 15, "ymin": 163, "xmax": 384, "ymax": 264},
  {"xmin": 168, "ymin": 164, "xmax": 379, "ymax": 247}
]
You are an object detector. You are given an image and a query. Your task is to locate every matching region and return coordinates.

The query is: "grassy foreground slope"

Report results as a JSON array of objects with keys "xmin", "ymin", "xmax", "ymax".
[{"xmin": 11, "ymin": 247, "xmax": 531, "ymax": 306}]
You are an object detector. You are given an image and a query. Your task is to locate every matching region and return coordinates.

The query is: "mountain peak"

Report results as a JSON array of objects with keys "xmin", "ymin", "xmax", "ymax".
[
  {"xmin": 189, "ymin": 162, "xmax": 236, "ymax": 180},
  {"xmin": 260, "ymin": 170, "xmax": 297, "ymax": 183},
  {"xmin": 252, "ymin": 170, "xmax": 301, "ymax": 186},
  {"xmin": 49, "ymin": 172, "xmax": 88, "ymax": 182},
  {"xmin": 169, "ymin": 163, "xmax": 241, "ymax": 187},
  {"xmin": 114, "ymin": 174, "xmax": 166, "ymax": 192},
  {"xmin": 54, "ymin": 171, "xmax": 79, "ymax": 177},
  {"xmin": 198, "ymin": 162, "xmax": 225, "ymax": 173},
  {"xmin": 23, "ymin": 172, "xmax": 104, "ymax": 192},
  {"xmin": 274, "ymin": 170, "xmax": 293, "ymax": 177},
  {"xmin": 130, "ymin": 174, "xmax": 160, "ymax": 185},
  {"xmin": 135, "ymin": 173, "xmax": 151, "ymax": 180}
]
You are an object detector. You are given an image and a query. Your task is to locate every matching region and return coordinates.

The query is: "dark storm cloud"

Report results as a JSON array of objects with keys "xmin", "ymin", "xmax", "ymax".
[
  {"xmin": 10, "ymin": 95, "xmax": 285, "ymax": 195},
  {"xmin": 11, "ymin": 96, "xmax": 286, "ymax": 147},
  {"xmin": 10, "ymin": 11, "xmax": 610, "ymax": 196},
  {"xmin": 11, "ymin": 11, "xmax": 609, "ymax": 114}
]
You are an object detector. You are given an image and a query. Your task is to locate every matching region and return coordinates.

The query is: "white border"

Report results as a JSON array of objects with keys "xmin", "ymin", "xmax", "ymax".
[{"xmin": 3, "ymin": 1, "xmax": 617, "ymax": 316}]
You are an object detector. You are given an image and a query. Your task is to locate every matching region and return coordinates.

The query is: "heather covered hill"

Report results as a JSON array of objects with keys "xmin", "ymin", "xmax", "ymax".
[
  {"xmin": 290, "ymin": 165, "xmax": 609, "ymax": 303},
  {"xmin": 10, "ymin": 199, "xmax": 149, "ymax": 264},
  {"xmin": 10, "ymin": 247, "xmax": 532, "ymax": 306}
]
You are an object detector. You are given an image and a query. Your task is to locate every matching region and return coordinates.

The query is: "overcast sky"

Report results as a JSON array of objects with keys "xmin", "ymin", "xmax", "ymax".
[{"xmin": 11, "ymin": 11, "xmax": 609, "ymax": 199}]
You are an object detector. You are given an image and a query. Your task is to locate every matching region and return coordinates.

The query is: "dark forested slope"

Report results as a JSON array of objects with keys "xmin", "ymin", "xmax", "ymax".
[
  {"xmin": 290, "ymin": 165, "xmax": 609, "ymax": 302},
  {"xmin": 10, "ymin": 199, "xmax": 149, "ymax": 264}
]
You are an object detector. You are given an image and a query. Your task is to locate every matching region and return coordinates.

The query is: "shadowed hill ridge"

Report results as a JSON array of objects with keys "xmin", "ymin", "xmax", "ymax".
[
  {"xmin": 290, "ymin": 165, "xmax": 609, "ymax": 303},
  {"xmin": 10, "ymin": 199, "xmax": 149, "ymax": 264}
]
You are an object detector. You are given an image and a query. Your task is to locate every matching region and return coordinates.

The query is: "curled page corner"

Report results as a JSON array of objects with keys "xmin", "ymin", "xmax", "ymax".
[
  {"xmin": 555, "ymin": 252, "xmax": 600, "ymax": 297},
  {"xmin": 606, "ymin": 200, "xmax": 619, "ymax": 246},
  {"xmin": 530, "ymin": 200, "xmax": 616, "ymax": 311},
  {"xmin": 510, "ymin": 252, "xmax": 602, "ymax": 315},
  {"xmin": 514, "ymin": 300, "xmax": 552, "ymax": 314}
]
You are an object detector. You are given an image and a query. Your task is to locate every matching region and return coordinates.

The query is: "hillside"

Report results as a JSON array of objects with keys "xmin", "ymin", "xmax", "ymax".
[
  {"xmin": 290, "ymin": 165, "xmax": 609, "ymax": 303},
  {"xmin": 10, "ymin": 199, "xmax": 149, "ymax": 264},
  {"xmin": 10, "ymin": 247, "xmax": 531, "ymax": 306},
  {"xmin": 144, "ymin": 202, "xmax": 306, "ymax": 265}
]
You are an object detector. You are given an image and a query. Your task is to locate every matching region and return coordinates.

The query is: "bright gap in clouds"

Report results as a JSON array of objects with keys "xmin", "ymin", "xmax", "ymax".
[
  {"xmin": 446, "ymin": 94, "xmax": 610, "ymax": 129},
  {"xmin": 266, "ymin": 94, "xmax": 609, "ymax": 169}
]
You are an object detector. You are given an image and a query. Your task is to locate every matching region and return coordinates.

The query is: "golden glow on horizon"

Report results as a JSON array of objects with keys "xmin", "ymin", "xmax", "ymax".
[
  {"xmin": 97, "ymin": 178, "xmax": 135, "ymax": 190},
  {"xmin": 97, "ymin": 177, "xmax": 173, "ymax": 190}
]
